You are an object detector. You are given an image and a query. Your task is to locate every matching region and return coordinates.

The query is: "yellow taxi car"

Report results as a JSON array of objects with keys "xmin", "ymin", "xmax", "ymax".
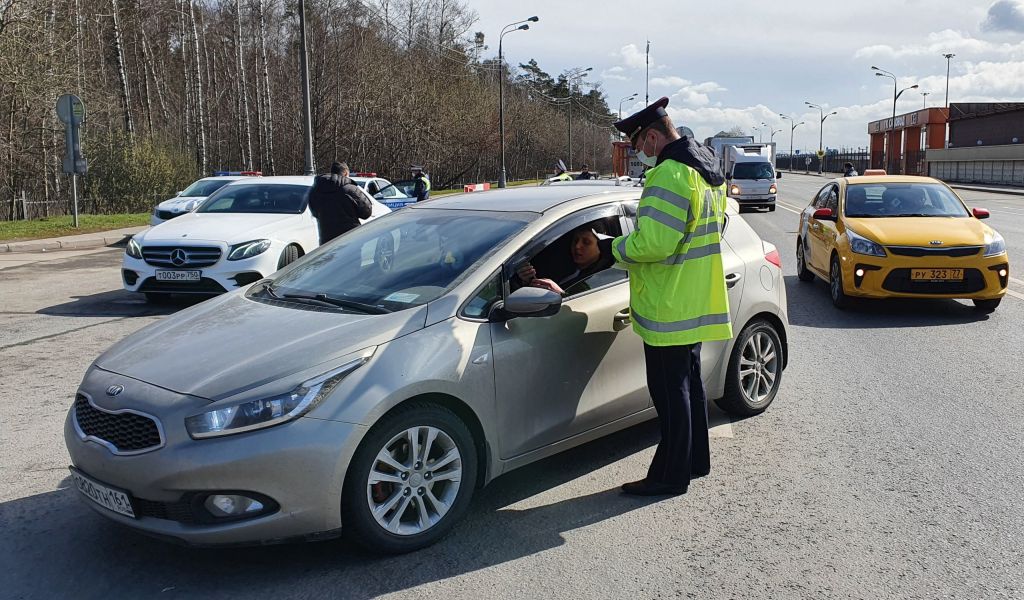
[{"xmin": 795, "ymin": 174, "xmax": 1010, "ymax": 311}]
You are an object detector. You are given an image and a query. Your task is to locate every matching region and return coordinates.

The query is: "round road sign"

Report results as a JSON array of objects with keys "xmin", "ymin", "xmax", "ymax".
[{"xmin": 56, "ymin": 94, "xmax": 86, "ymax": 125}]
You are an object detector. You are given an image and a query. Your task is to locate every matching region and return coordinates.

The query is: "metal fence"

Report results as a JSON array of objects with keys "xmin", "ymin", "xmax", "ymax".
[
  {"xmin": 929, "ymin": 160, "xmax": 1024, "ymax": 186},
  {"xmin": 776, "ymin": 151, "xmax": 871, "ymax": 174},
  {"xmin": 1, "ymin": 191, "xmax": 173, "ymax": 221}
]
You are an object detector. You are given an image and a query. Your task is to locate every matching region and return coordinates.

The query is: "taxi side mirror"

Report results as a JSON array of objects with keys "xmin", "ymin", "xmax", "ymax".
[
  {"xmin": 813, "ymin": 208, "xmax": 836, "ymax": 221},
  {"xmin": 972, "ymin": 207, "xmax": 990, "ymax": 219}
]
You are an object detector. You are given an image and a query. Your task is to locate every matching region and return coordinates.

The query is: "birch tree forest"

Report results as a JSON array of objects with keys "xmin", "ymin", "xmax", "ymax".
[{"xmin": 0, "ymin": 0, "xmax": 617, "ymax": 218}]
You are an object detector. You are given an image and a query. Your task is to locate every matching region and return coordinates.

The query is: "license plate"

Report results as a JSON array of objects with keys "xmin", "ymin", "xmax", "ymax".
[
  {"xmin": 155, "ymin": 270, "xmax": 201, "ymax": 281},
  {"xmin": 911, "ymin": 268, "xmax": 963, "ymax": 281},
  {"xmin": 69, "ymin": 467, "xmax": 136, "ymax": 518}
]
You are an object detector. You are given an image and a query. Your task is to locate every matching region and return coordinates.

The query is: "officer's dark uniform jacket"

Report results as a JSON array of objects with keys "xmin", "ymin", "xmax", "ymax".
[
  {"xmin": 307, "ymin": 174, "xmax": 372, "ymax": 243},
  {"xmin": 412, "ymin": 174, "xmax": 431, "ymax": 202}
]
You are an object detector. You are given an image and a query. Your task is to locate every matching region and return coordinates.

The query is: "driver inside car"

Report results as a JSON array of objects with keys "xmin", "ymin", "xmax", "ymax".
[{"xmin": 516, "ymin": 223, "xmax": 614, "ymax": 295}]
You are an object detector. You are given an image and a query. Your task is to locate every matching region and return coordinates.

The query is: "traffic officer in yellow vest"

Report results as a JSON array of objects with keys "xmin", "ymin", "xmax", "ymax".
[
  {"xmin": 548, "ymin": 159, "xmax": 573, "ymax": 183},
  {"xmin": 411, "ymin": 166, "xmax": 431, "ymax": 202},
  {"xmin": 607, "ymin": 97, "xmax": 732, "ymax": 496}
]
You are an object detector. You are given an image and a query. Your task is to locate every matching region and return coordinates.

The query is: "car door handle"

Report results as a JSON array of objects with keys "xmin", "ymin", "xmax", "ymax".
[
  {"xmin": 614, "ymin": 309, "xmax": 631, "ymax": 324},
  {"xmin": 725, "ymin": 273, "xmax": 743, "ymax": 288}
]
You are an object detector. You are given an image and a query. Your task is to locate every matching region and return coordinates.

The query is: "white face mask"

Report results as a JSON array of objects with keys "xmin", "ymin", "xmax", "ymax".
[{"xmin": 635, "ymin": 133, "xmax": 657, "ymax": 167}]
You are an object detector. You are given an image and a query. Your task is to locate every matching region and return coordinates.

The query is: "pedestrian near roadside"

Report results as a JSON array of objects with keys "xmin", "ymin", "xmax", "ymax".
[
  {"xmin": 411, "ymin": 166, "xmax": 431, "ymax": 202},
  {"xmin": 575, "ymin": 164, "xmax": 595, "ymax": 180},
  {"xmin": 604, "ymin": 97, "xmax": 732, "ymax": 496},
  {"xmin": 843, "ymin": 162, "xmax": 859, "ymax": 177},
  {"xmin": 308, "ymin": 161, "xmax": 372, "ymax": 244}
]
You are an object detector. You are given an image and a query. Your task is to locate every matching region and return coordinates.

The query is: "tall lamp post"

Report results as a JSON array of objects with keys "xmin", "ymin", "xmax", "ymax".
[
  {"xmin": 566, "ymin": 66, "xmax": 592, "ymax": 170},
  {"xmin": 943, "ymin": 53, "xmax": 955, "ymax": 148},
  {"xmin": 780, "ymin": 114, "xmax": 804, "ymax": 173},
  {"xmin": 753, "ymin": 125, "xmax": 761, "ymax": 143},
  {"xmin": 805, "ymin": 101, "xmax": 837, "ymax": 173},
  {"xmin": 871, "ymin": 66, "xmax": 917, "ymax": 172},
  {"xmin": 498, "ymin": 16, "xmax": 538, "ymax": 188},
  {"xmin": 298, "ymin": 0, "xmax": 315, "ymax": 175},
  {"xmin": 617, "ymin": 93, "xmax": 637, "ymax": 139},
  {"xmin": 921, "ymin": 91, "xmax": 930, "ymax": 108}
]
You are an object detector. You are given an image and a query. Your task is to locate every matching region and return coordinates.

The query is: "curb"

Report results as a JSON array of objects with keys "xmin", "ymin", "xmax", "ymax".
[{"xmin": 1, "ymin": 232, "xmax": 134, "ymax": 253}]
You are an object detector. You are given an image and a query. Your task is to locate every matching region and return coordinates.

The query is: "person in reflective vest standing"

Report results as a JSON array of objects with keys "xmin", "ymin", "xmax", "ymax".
[
  {"xmin": 411, "ymin": 166, "xmax": 431, "ymax": 202},
  {"xmin": 606, "ymin": 97, "xmax": 732, "ymax": 496}
]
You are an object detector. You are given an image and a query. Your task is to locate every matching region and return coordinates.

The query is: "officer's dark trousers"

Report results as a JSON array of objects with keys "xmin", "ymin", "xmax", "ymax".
[{"xmin": 643, "ymin": 342, "xmax": 710, "ymax": 487}]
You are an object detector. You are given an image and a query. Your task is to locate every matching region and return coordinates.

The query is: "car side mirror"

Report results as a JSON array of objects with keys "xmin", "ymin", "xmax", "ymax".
[
  {"xmin": 176, "ymin": 190, "xmax": 184, "ymax": 196},
  {"xmin": 495, "ymin": 287, "xmax": 562, "ymax": 319},
  {"xmin": 775, "ymin": 172, "xmax": 782, "ymax": 179},
  {"xmin": 813, "ymin": 208, "xmax": 835, "ymax": 221},
  {"xmin": 972, "ymin": 207, "xmax": 990, "ymax": 219}
]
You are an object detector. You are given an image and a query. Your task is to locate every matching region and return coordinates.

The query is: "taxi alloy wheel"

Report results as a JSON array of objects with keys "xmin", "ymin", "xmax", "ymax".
[
  {"xmin": 829, "ymin": 256, "xmax": 849, "ymax": 309},
  {"xmin": 341, "ymin": 402, "xmax": 477, "ymax": 554},
  {"xmin": 796, "ymin": 241, "xmax": 814, "ymax": 282}
]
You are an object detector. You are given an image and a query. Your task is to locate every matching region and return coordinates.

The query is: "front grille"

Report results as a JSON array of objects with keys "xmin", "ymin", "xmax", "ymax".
[
  {"xmin": 74, "ymin": 395, "xmax": 162, "ymax": 454},
  {"xmin": 156, "ymin": 210, "xmax": 182, "ymax": 221},
  {"xmin": 138, "ymin": 277, "xmax": 227, "ymax": 294},
  {"xmin": 887, "ymin": 245, "xmax": 981, "ymax": 258},
  {"xmin": 142, "ymin": 245, "xmax": 222, "ymax": 268},
  {"xmin": 882, "ymin": 268, "xmax": 986, "ymax": 294},
  {"xmin": 133, "ymin": 497, "xmax": 199, "ymax": 524}
]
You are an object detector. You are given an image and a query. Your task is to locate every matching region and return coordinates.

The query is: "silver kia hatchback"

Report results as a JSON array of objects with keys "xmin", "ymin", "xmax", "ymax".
[{"xmin": 65, "ymin": 186, "xmax": 789, "ymax": 553}]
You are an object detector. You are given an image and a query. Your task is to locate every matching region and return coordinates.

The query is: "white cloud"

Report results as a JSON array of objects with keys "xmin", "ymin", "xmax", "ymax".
[
  {"xmin": 617, "ymin": 43, "xmax": 649, "ymax": 69},
  {"xmin": 666, "ymin": 80, "xmax": 728, "ymax": 107},
  {"xmin": 853, "ymin": 29, "xmax": 1024, "ymax": 60},
  {"xmin": 601, "ymin": 66, "xmax": 630, "ymax": 81},
  {"xmin": 981, "ymin": 0, "xmax": 1024, "ymax": 32},
  {"xmin": 650, "ymin": 76, "xmax": 690, "ymax": 88}
]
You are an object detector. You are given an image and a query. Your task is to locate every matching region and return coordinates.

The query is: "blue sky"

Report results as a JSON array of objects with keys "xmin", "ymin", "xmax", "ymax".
[{"xmin": 465, "ymin": 0, "xmax": 1024, "ymax": 150}]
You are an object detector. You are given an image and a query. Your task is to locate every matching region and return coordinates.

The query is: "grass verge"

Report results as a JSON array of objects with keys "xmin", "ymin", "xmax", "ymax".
[{"xmin": 0, "ymin": 213, "xmax": 150, "ymax": 243}]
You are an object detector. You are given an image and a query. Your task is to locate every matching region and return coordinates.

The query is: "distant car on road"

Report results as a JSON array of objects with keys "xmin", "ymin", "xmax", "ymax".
[
  {"xmin": 124, "ymin": 176, "xmax": 391, "ymax": 302},
  {"xmin": 72, "ymin": 184, "xmax": 788, "ymax": 553},
  {"xmin": 149, "ymin": 172, "xmax": 261, "ymax": 226},
  {"xmin": 796, "ymin": 174, "xmax": 1010, "ymax": 311}
]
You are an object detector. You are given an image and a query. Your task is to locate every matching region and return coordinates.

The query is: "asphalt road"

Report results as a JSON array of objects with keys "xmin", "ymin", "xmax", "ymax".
[{"xmin": 1, "ymin": 177, "xmax": 1023, "ymax": 599}]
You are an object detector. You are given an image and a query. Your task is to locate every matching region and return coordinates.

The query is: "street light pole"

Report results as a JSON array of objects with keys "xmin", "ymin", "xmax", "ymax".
[
  {"xmin": 805, "ymin": 101, "xmax": 837, "ymax": 174},
  {"xmin": 780, "ymin": 114, "xmax": 804, "ymax": 173},
  {"xmin": 498, "ymin": 17, "xmax": 537, "ymax": 189},
  {"xmin": 566, "ymin": 66, "xmax": 592, "ymax": 170},
  {"xmin": 943, "ymin": 53, "xmax": 955, "ymax": 108},
  {"xmin": 871, "ymin": 66, "xmax": 915, "ymax": 172},
  {"xmin": 298, "ymin": 0, "xmax": 315, "ymax": 175},
  {"xmin": 618, "ymin": 93, "xmax": 637, "ymax": 121},
  {"xmin": 921, "ymin": 91, "xmax": 930, "ymax": 108}
]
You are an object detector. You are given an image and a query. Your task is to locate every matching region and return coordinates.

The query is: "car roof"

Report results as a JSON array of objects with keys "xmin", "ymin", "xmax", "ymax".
[
  {"xmin": 842, "ymin": 175, "xmax": 943, "ymax": 185},
  {"xmin": 414, "ymin": 186, "xmax": 639, "ymax": 214},
  {"xmin": 547, "ymin": 179, "xmax": 643, "ymax": 187},
  {"xmin": 222, "ymin": 175, "xmax": 314, "ymax": 187}
]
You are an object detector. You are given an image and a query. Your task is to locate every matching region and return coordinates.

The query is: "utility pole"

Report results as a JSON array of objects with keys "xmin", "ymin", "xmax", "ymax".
[
  {"xmin": 921, "ymin": 91, "xmax": 930, "ymax": 108},
  {"xmin": 566, "ymin": 66, "xmax": 592, "ymax": 170},
  {"xmin": 943, "ymin": 53, "xmax": 955, "ymax": 148},
  {"xmin": 645, "ymin": 40, "xmax": 650, "ymax": 105},
  {"xmin": 298, "ymin": 0, "xmax": 315, "ymax": 175}
]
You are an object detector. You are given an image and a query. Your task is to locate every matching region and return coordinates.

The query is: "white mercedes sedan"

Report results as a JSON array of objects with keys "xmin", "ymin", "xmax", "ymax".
[{"xmin": 123, "ymin": 176, "xmax": 390, "ymax": 302}]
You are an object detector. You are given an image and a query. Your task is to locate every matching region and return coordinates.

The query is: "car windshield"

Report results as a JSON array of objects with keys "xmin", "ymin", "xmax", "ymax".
[
  {"xmin": 180, "ymin": 179, "xmax": 235, "ymax": 197},
  {"xmin": 196, "ymin": 183, "xmax": 308, "ymax": 214},
  {"xmin": 732, "ymin": 162, "xmax": 775, "ymax": 180},
  {"xmin": 844, "ymin": 183, "xmax": 970, "ymax": 218},
  {"xmin": 263, "ymin": 209, "xmax": 534, "ymax": 313}
]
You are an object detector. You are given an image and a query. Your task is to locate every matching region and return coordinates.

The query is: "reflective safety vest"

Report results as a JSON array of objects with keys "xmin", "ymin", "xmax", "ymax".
[
  {"xmin": 551, "ymin": 172, "xmax": 573, "ymax": 182},
  {"xmin": 419, "ymin": 174, "xmax": 431, "ymax": 192},
  {"xmin": 611, "ymin": 158, "xmax": 732, "ymax": 346}
]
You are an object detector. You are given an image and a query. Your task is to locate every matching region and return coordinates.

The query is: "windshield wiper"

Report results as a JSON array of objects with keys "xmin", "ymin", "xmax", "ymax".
[
  {"xmin": 889, "ymin": 213, "xmax": 937, "ymax": 217},
  {"xmin": 265, "ymin": 284, "xmax": 389, "ymax": 314}
]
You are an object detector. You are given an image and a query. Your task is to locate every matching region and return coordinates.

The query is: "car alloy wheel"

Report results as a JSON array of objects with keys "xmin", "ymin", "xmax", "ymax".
[
  {"xmin": 830, "ymin": 256, "xmax": 848, "ymax": 309},
  {"xmin": 796, "ymin": 242, "xmax": 814, "ymax": 282},
  {"xmin": 719, "ymin": 319, "xmax": 783, "ymax": 416},
  {"xmin": 739, "ymin": 331, "xmax": 778, "ymax": 406},
  {"xmin": 366, "ymin": 425, "xmax": 462, "ymax": 536}
]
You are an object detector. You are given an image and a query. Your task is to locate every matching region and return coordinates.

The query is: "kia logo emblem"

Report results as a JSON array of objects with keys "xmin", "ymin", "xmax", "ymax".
[
  {"xmin": 170, "ymin": 248, "xmax": 189, "ymax": 266},
  {"xmin": 106, "ymin": 385, "xmax": 124, "ymax": 396},
  {"xmin": 929, "ymin": 240, "xmax": 943, "ymax": 246}
]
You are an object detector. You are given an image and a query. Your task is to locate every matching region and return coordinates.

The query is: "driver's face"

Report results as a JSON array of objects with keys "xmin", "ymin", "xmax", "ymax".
[{"xmin": 571, "ymin": 232, "xmax": 600, "ymax": 268}]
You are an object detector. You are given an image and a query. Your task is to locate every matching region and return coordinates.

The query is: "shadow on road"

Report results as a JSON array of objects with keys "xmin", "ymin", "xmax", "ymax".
[
  {"xmin": 783, "ymin": 275, "xmax": 992, "ymax": 329},
  {"xmin": 0, "ymin": 419, "xmax": 693, "ymax": 599},
  {"xmin": 36, "ymin": 289, "xmax": 204, "ymax": 318}
]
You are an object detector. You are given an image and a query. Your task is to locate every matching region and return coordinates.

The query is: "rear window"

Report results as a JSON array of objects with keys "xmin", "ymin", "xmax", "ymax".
[{"xmin": 844, "ymin": 183, "xmax": 969, "ymax": 218}]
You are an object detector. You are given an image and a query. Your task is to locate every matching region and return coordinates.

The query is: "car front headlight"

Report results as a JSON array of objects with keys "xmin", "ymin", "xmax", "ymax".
[
  {"xmin": 185, "ymin": 352, "xmax": 373, "ymax": 439},
  {"xmin": 730, "ymin": 185, "xmax": 740, "ymax": 195},
  {"xmin": 228, "ymin": 239, "xmax": 272, "ymax": 261},
  {"xmin": 126, "ymin": 237, "xmax": 143, "ymax": 259},
  {"xmin": 984, "ymin": 232, "xmax": 1006, "ymax": 257},
  {"xmin": 847, "ymin": 229, "xmax": 886, "ymax": 257}
]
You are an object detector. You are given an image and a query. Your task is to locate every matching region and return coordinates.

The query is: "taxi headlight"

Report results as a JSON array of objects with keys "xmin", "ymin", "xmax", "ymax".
[
  {"xmin": 984, "ymin": 232, "xmax": 1006, "ymax": 257},
  {"xmin": 125, "ymin": 237, "xmax": 143, "ymax": 259},
  {"xmin": 227, "ymin": 239, "xmax": 272, "ymax": 261},
  {"xmin": 185, "ymin": 353, "xmax": 373, "ymax": 439},
  {"xmin": 848, "ymin": 229, "xmax": 886, "ymax": 257}
]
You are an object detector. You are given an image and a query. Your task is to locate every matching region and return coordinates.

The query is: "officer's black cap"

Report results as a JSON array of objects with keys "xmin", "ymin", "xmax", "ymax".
[{"xmin": 614, "ymin": 96, "xmax": 670, "ymax": 142}]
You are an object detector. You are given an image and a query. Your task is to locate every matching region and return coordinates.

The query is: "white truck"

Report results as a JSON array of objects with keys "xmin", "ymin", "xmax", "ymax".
[{"xmin": 707, "ymin": 138, "xmax": 779, "ymax": 212}]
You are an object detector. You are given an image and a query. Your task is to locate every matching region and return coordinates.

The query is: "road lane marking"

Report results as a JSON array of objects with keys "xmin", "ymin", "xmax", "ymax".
[
  {"xmin": 1005, "ymin": 289, "xmax": 1024, "ymax": 301},
  {"xmin": 1010, "ymin": 276, "xmax": 1024, "ymax": 287},
  {"xmin": 774, "ymin": 201, "xmax": 803, "ymax": 215}
]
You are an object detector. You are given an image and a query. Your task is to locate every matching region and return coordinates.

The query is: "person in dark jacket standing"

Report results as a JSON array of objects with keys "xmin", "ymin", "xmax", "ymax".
[
  {"xmin": 575, "ymin": 164, "xmax": 595, "ymax": 180},
  {"xmin": 843, "ymin": 162, "xmax": 859, "ymax": 177},
  {"xmin": 308, "ymin": 162, "xmax": 372, "ymax": 244},
  {"xmin": 411, "ymin": 166, "xmax": 431, "ymax": 202}
]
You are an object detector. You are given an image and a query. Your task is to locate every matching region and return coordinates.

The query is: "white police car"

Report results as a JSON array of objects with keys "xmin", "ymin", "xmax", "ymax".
[
  {"xmin": 124, "ymin": 176, "xmax": 391, "ymax": 302},
  {"xmin": 150, "ymin": 171, "xmax": 261, "ymax": 226}
]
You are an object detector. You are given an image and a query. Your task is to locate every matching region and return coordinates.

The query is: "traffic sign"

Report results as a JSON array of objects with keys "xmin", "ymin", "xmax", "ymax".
[
  {"xmin": 805, "ymin": 157, "xmax": 812, "ymax": 165},
  {"xmin": 816, "ymin": 150, "xmax": 825, "ymax": 159},
  {"xmin": 56, "ymin": 94, "xmax": 85, "ymax": 125}
]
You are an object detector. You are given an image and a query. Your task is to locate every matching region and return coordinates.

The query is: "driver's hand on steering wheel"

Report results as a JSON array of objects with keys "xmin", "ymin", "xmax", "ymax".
[
  {"xmin": 530, "ymin": 278, "xmax": 564, "ymax": 295},
  {"xmin": 517, "ymin": 263, "xmax": 537, "ymax": 283}
]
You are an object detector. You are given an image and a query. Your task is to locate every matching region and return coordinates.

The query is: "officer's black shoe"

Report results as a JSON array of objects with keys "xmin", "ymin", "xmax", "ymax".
[
  {"xmin": 691, "ymin": 469, "xmax": 710, "ymax": 480},
  {"xmin": 621, "ymin": 479, "xmax": 687, "ymax": 496}
]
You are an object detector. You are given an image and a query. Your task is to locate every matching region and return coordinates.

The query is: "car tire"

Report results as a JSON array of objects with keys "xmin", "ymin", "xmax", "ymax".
[
  {"xmin": 718, "ymin": 318, "xmax": 783, "ymax": 417},
  {"xmin": 277, "ymin": 244, "xmax": 300, "ymax": 269},
  {"xmin": 341, "ymin": 402, "xmax": 478, "ymax": 554},
  {"xmin": 796, "ymin": 241, "xmax": 815, "ymax": 282},
  {"xmin": 829, "ymin": 255, "xmax": 849, "ymax": 309},
  {"xmin": 769, "ymin": 205, "xmax": 776, "ymax": 212},
  {"xmin": 972, "ymin": 298, "xmax": 1001, "ymax": 312},
  {"xmin": 144, "ymin": 292, "xmax": 172, "ymax": 304}
]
